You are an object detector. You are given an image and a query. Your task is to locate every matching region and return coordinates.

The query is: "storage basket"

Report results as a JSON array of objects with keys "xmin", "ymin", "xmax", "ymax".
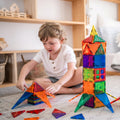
[{"xmin": 0, "ymin": 56, "xmax": 8, "ymax": 84}]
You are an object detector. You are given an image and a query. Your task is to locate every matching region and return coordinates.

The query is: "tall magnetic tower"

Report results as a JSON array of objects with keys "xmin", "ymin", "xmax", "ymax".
[{"xmin": 74, "ymin": 26, "xmax": 114, "ymax": 113}]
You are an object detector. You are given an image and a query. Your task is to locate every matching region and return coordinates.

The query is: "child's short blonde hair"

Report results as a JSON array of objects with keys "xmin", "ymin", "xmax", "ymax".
[{"xmin": 38, "ymin": 22, "xmax": 66, "ymax": 42}]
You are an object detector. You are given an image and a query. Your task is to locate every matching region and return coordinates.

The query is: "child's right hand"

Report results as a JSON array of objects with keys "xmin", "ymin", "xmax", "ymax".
[{"xmin": 16, "ymin": 80, "xmax": 28, "ymax": 91}]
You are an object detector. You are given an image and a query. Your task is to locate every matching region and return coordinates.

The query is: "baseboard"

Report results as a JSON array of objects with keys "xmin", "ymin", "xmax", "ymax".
[{"xmin": 106, "ymin": 71, "xmax": 120, "ymax": 75}]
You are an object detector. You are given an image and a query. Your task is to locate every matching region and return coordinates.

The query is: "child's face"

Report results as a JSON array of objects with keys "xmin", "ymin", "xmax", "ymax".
[{"xmin": 42, "ymin": 37, "xmax": 63, "ymax": 54}]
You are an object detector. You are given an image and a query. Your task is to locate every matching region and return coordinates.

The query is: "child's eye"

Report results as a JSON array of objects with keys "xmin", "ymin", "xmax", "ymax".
[{"xmin": 50, "ymin": 43, "xmax": 54, "ymax": 45}]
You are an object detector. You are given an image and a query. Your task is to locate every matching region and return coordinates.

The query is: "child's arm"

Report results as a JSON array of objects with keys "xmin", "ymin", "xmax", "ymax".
[
  {"xmin": 16, "ymin": 60, "xmax": 38, "ymax": 91},
  {"xmin": 46, "ymin": 62, "xmax": 75, "ymax": 94}
]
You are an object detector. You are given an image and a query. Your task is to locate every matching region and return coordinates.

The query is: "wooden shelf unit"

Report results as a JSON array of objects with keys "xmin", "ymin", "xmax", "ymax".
[
  {"xmin": 0, "ymin": 50, "xmax": 40, "ymax": 85},
  {"xmin": 0, "ymin": 0, "xmax": 86, "ymax": 49},
  {"xmin": 0, "ymin": 0, "xmax": 86, "ymax": 87}
]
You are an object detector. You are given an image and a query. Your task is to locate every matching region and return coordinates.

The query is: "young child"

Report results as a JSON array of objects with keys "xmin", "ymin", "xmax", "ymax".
[{"xmin": 16, "ymin": 22, "xmax": 83, "ymax": 94}]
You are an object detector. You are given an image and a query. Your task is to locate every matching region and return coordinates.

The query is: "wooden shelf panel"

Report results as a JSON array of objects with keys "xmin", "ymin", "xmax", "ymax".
[
  {"xmin": 0, "ymin": 16, "xmax": 85, "ymax": 26},
  {"xmin": 0, "ymin": 50, "xmax": 40, "ymax": 54},
  {"xmin": 103, "ymin": 0, "xmax": 120, "ymax": 4},
  {"xmin": 0, "ymin": 80, "xmax": 32, "ymax": 88}
]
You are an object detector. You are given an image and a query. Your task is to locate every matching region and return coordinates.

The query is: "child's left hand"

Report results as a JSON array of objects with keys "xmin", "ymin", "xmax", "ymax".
[{"xmin": 46, "ymin": 83, "xmax": 62, "ymax": 94}]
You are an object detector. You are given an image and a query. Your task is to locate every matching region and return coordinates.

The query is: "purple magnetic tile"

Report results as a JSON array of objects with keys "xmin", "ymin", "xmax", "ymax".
[
  {"xmin": 85, "ymin": 96, "xmax": 94, "ymax": 108},
  {"xmin": 89, "ymin": 55, "xmax": 94, "ymax": 68},
  {"xmin": 83, "ymin": 55, "xmax": 89, "ymax": 67},
  {"xmin": 52, "ymin": 113, "xmax": 66, "ymax": 119}
]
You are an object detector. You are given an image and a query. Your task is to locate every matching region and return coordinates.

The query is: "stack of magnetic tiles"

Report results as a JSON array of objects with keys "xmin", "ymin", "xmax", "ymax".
[
  {"xmin": 82, "ymin": 26, "xmax": 106, "ymax": 108},
  {"xmin": 74, "ymin": 26, "xmax": 114, "ymax": 113},
  {"xmin": 28, "ymin": 95, "xmax": 44, "ymax": 105}
]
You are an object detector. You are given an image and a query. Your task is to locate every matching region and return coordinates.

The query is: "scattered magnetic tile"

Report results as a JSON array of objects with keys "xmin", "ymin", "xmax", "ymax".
[
  {"xmin": 52, "ymin": 108, "xmax": 66, "ymax": 119},
  {"xmin": 71, "ymin": 113, "xmax": 85, "ymax": 120},
  {"xmin": 24, "ymin": 117, "xmax": 39, "ymax": 120},
  {"xmin": 11, "ymin": 110, "xmax": 25, "ymax": 118},
  {"xmin": 26, "ymin": 108, "xmax": 45, "ymax": 114}
]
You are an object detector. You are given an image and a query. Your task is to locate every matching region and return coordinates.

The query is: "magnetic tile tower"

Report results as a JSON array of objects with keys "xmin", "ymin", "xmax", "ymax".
[{"xmin": 74, "ymin": 26, "xmax": 114, "ymax": 113}]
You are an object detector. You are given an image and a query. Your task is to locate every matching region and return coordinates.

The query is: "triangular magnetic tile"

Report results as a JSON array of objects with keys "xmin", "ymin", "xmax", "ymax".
[
  {"xmin": 90, "ymin": 25, "xmax": 98, "ymax": 36},
  {"xmin": 88, "ymin": 43, "xmax": 100, "ymax": 55},
  {"xmin": 52, "ymin": 112, "xmax": 66, "ymax": 119},
  {"xmin": 26, "ymin": 109, "xmax": 45, "ymax": 114},
  {"xmin": 35, "ymin": 91, "xmax": 52, "ymax": 108},
  {"xmin": 74, "ymin": 94, "xmax": 93, "ymax": 112},
  {"xmin": 96, "ymin": 44, "xmax": 105, "ymax": 55},
  {"xmin": 52, "ymin": 108, "xmax": 66, "ymax": 114},
  {"xmin": 12, "ymin": 92, "xmax": 33, "ymax": 109},
  {"xmin": 26, "ymin": 83, "xmax": 35, "ymax": 93},
  {"xmin": 94, "ymin": 35, "xmax": 105, "ymax": 43},
  {"xmin": 24, "ymin": 117, "xmax": 39, "ymax": 120},
  {"xmin": 71, "ymin": 113, "xmax": 85, "ymax": 120},
  {"xmin": 82, "ymin": 35, "xmax": 93, "ymax": 43},
  {"xmin": 83, "ymin": 44, "xmax": 93, "ymax": 55},
  {"xmin": 11, "ymin": 110, "xmax": 25, "ymax": 118},
  {"xmin": 34, "ymin": 82, "xmax": 44, "ymax": 92},
  {"xmin": 96, "ymin": 93, "xmax": 114, "ymax": 113}
]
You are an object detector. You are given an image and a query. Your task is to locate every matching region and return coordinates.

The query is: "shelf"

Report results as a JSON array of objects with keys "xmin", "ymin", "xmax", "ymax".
[
  {"xmin": 103, "ymin": 0, "xmax": 120, "ymax": 4},
  {"xmin": 0, "ymin": 16, "xmax": 85, "ymax": 26},
  {"xmin": 0, "ymin": 50, "xmax": 40, "ymax": 54},
  {"xmin": 0, "ymin": 80, "xmax": 32, "ymax": 88}
]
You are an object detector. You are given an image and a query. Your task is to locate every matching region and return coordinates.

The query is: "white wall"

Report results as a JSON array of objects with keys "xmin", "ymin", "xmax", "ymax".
[
  {"xmin": 0, "ymin": 0, "xmax": 73, "ymax": 51},
  {"xmin": 0, "ymin": 0, "xmax": 119, "ymax": 68},
  {"xmin": 88, "ymin": 0, "xmax": 117, "ymax": 29}
]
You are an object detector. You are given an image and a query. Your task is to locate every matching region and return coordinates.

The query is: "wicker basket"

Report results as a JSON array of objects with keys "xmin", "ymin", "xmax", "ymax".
[{"xmin": 0, "ymin": 56, "xmax": 8, "ymax": 84}]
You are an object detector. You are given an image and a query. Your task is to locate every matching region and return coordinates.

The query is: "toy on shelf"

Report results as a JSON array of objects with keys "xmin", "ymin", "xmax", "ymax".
[
  {"xmin": 72, "ymin": 26, "xmax": 114, "ymax": 113},
  {"xmin": 12, "ymin": 82, "xmax": 55, "ymax": 109},
  {"xmin": 0, "ymin": 3, "xmax": 26, "ymax": 18}
]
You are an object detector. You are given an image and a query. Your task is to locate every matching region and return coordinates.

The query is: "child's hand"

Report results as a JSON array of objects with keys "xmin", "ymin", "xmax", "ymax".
[
  {"xmin": 16, "ymin": 80, "xmax": 28, "ymax": 91},
  {"xmin": 46, "ymin": 83, "xmax": 62, "ymax": 94}
]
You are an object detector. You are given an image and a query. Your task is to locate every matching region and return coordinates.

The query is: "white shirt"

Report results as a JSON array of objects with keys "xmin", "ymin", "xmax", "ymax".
[{"xmin": 33, "ymin": 44, "xmax": 76, "ymax": 79}]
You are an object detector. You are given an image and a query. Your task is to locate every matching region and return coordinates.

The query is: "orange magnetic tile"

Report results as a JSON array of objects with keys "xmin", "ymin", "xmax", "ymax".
[
  {"xmin": 35, "ymin": 91, "xmax": 52, "ymax": 108},
  {"xmin": 24, "ymin": 117, "xmax": 39, "ymax": 120},
  {"xmin": 94, "ymin": 96, "xmax": 104, "ymax": 108},
  {"xmin": 46, "ymin": 92, "xmax": 55, "ymax": 98},
  {"xmin": 101, "ymin": 42, "xmax": 106, "ymax": 54},
  {"xmin": 83, "ymin": 81, "xmax": 94, "ymax": 95},
  {"xmin": 88, "ymin": 43, "xmax": 100, "ymax": 55},
  {"xmin": 82, "ymin": 43, "xmax": 87, "ymax": 50},
  {"xmin": 26, "ymin": 83, "xmax": 35, "ymax": 93},
  {"xmin": 83, "ymin": 44, "xmax": 93, "ymax": 55}
]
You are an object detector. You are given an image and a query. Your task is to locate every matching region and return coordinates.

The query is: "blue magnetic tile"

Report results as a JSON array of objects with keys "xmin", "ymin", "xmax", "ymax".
[
  {"xmin": 96, "ymin": 93, "xmax": 114, "ymax": 113},
  {"xmin": 71, "ymin": 113, "xmax": 85, "ymax": 120},
  {"xmin": 12, "ymin": 92, "xmax": 32, "ymax": 109}
]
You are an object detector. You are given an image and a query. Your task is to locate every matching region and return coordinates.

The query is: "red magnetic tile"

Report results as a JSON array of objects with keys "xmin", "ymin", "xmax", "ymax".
[
  {"xmin": 52, "ymin": 108, "xmax": 66, "ymax": 114},
  {"xmin": 11, "ymin": 110, "xmax": 25, "ymax": 118},
  {"xmin": 0, "ymin": 113, "xmax": 2, "ymax": 115},
  {"xmin": 26, "ymin": 108, "xmax": 45, "ymax": 114},
  {"xmin": 34, "ymin": 82, "xmax": 44, "ymax": 92}
]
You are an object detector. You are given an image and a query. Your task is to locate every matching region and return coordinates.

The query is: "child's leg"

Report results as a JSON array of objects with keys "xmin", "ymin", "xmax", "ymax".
[
  {"xmin": 63, "ymin": 66, "xmax": 83, "ymax": 87},
  {"xmin": 55, "ymin": 86, "xmax": 83, "ymax": 94}
]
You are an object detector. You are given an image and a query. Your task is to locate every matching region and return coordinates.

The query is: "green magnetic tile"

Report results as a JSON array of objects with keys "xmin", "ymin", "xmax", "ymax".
[{"xmin": 95, "ymin": 81, "xmax": 105, "ymax": 94}]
